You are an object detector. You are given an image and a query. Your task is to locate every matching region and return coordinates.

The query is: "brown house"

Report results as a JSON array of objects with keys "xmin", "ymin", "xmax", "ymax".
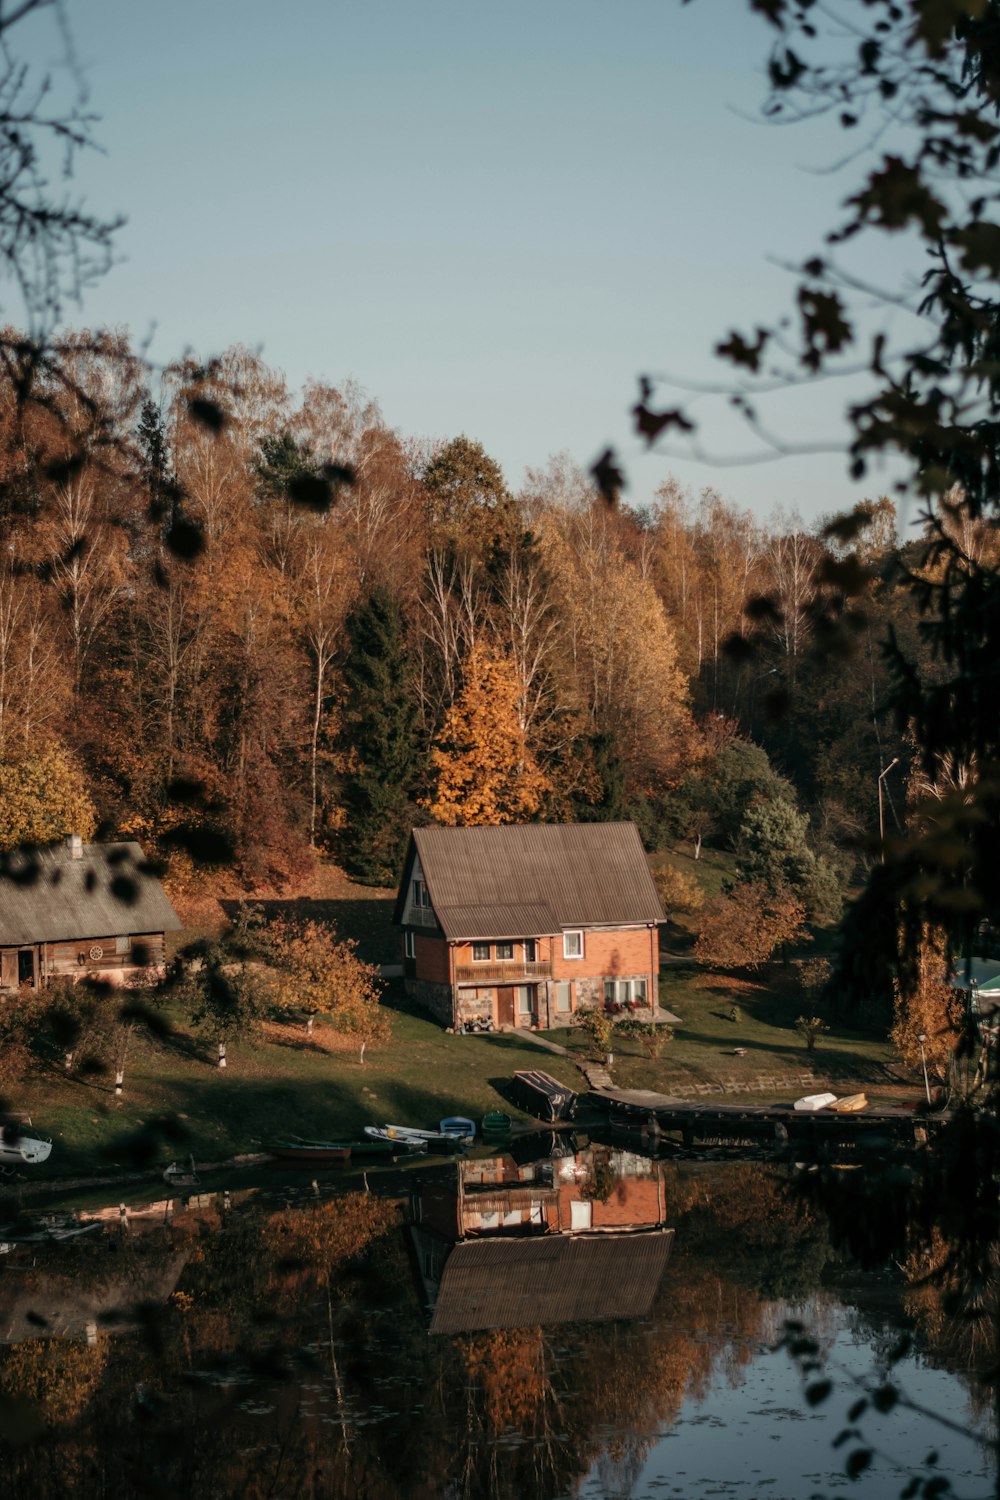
[
  {"xmin": 393, "ymin": 822, "xmax": 664, "ymax": 1030},
  {"xmin": 410, "ymin": 1147, "xmax": 674, "ymax": 1334},
  {"xmin": 0, "ymin": 836, "xmax": 181, "ymax": 994}
]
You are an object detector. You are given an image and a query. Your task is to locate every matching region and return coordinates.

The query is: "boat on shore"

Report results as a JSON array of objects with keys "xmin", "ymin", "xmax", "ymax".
[
  {"xmin": 438, "ymin": 1116, "xmax": 476, "ymax": 1143},
  {"xmin": 266, "ymin": 1138, "xmax": 352, "ymax": 1164},
  {"xmin": 482, "ymin": 1111, "xmax": 513, "ymax": 1135},
  {"xmin": 793, "ymin": 1092, "xmax": 838, "ymax": 1112},
  {"xmin": 0, "ymin": 1126, "xmax": 52, "ymax": 1166},
  {"xmin": 364, "ymin": 1124, "xmax": 466, "ymax": 1151},
  {"xmin": 828, "ymin": 1093, "xmax": 868, "ymax": 1113}
]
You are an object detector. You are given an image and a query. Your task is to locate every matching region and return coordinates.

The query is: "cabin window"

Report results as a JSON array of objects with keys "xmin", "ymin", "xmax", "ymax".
[
  {"xmin": 411, "ymin": 879, "xmax": 430, "ymax": 909},
  {"xmin": 495, "ymin": 941, "xmax": 514, "ymax": 961},
  {"xmin": 555, "ymin": 981, "xmax": 572, "ymax": 1013},
  {"xmin": 523, "ymin": 939, "xmax": 537, "ymax": 962},
  {"xmin": 404, "ymin": 931, "xmax": 416, "ymax": 959},
  {"xmin": 115, "ymin": 935, "xmax": 129, "ymax": 954},
  {"xmin": 472, "ymin": 942, "xmax": 490, "ymax": 961},
  {"xmin": 563, "ymin": 930, "xmax": 583, "ymax": 960}
]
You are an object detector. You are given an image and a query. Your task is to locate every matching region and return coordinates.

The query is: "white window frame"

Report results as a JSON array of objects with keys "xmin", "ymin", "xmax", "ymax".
[
  {"xmin": 495, "ymin": 940, "xmax": 514, "ymax": 961},
  {"xmin": 411, "ymin": 879, "xmax": 430, "ymax": 909},
  {"xmin": 555, "ymin": 980, "xmax": 573, "ymax": 1013},
  {"xmin": 404, "ymin": 931, "xmax": 416, "ymax": 959},
  {"xmin": 563, "ymin": 930, "xmax": 584, "ymax": 960},
  {"xmin": 472, "ymin": 942, "xmax": 491, "ymax": 962}
]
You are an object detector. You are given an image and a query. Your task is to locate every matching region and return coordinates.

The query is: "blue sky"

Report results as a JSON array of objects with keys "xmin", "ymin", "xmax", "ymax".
[{"xmin": 18, "ymin": 2, "xmax": 922, "ymax": 520}]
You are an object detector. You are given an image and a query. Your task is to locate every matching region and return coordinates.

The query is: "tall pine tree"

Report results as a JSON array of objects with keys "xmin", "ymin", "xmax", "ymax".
[{"xmin": 338, "ymin": 589, "xmax": 420, "ymax": 886}]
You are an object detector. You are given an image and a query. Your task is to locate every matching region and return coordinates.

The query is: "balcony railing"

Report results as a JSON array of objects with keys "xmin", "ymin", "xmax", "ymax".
[{"xmin": 454, "ymin": 960, "xmax": 553, "ymax": 984}]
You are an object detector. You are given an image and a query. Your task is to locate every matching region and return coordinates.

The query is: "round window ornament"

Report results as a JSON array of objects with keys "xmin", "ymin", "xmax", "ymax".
[{"xmin": 89, "ymin": 945, "xmax": 104, "ymax": 961}]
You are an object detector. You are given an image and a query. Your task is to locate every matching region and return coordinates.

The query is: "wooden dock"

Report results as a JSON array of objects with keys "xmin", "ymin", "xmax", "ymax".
[{"xmin": 591, "ymin": 1089, "xmax": 946, "ymax": 1151}]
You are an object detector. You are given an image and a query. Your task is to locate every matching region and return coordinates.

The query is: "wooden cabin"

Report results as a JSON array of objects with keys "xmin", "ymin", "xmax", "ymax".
[
  {"xmin": 393, "ymin": 822, "xmax": 664, "ymax": 1030},
  {"xmin": 0, "ymin": 836, "xmax": 181, "ymax": 994}
]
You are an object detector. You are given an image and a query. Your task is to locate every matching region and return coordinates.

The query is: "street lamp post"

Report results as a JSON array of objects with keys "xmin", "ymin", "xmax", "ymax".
[
  {"xmin": 917, "ymin": 1032, "xmax": 931, "ymax": 1105},
  {"xmin": 878, "ymin": 757, "xmax": 900, "ymax": 862}
]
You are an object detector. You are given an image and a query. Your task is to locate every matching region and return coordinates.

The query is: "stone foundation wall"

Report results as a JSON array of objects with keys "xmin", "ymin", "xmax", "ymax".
[
  {"xmin": 405, "ymin": 977, "xmax": 454, "ymax": 1026},
  {"xmin": 455, "ymin": 987, "xmax": 495, "ymax": 1025}
]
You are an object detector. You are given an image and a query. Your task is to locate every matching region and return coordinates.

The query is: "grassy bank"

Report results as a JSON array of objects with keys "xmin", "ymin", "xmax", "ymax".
[{"xmin": 4, "ymin": 983, "xmax": 584, "ymax": 1185}]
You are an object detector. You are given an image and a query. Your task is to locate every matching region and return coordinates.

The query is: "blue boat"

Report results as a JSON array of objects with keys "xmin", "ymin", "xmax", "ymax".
[{"xmin": 439, "ymin": 1116, "xmax": 476, "ymax": 1142}]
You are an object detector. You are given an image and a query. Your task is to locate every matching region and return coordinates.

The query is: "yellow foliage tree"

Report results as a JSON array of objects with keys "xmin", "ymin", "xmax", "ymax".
[
  {"xmin": 890, "ymin": 923, "xmax": 963, "ymax": 1083},
  {"xmin": 0, "ymin": 743, "xmax": 96, "ymax": 851},
  {"xmin": 424, "ymin": 640, "xmax": 551, "ymax": 826},
  {"xmin": 270, "ymin": 919, "xmax": 390, "ymax": 1062}
]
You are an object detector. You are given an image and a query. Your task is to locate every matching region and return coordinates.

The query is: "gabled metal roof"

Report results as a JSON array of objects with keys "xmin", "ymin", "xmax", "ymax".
[
  {"xmin": 394, "ymin": 822, "xmax": 664, "ymax": 940},
  {"xmin": 0, "ymin": 842, "xmax": 181, "ymax": 947},
  {"xmin": 428, "ymin": 1228, "xmax": 674, "ymax": 1334}
]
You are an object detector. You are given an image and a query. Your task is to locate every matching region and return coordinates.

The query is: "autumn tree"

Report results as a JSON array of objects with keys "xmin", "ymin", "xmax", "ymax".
[
  {"xmin": 694, "ymin": 881, "xmax": 808, "ymax": 971},
  {"xmin": 890, "ymin": 923, "xmax": 963, "ymax": 1084},
  {"xmin": 424, "ymin": 639, "xmax": 551, "ymax": 826},
  {"xmin": 270, "ymin": 918, "xmax": 389, "ymax": 1061},
  {"xmin": 0, "ymin": 743, "xmax": 96, "ymax": 850},
  {"xmin": 338, "ymin": 588, "xmax": 420, "ymax": 885}
]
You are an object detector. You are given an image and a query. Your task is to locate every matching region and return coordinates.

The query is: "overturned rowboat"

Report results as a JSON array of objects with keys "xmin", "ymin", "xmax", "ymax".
[
  {"xmin": 793, "ymin": 1092, "xmax": 838, "ymax": 1112},
  {"xmin": 828, "ymin": 1093, "xmax": 868, "ymax": 1113}
]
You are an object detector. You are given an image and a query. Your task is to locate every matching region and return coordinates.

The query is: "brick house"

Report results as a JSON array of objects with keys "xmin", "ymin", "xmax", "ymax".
[
  {"xmin": 393, "ymin": 822, "xmax": 664, "ymax": 1030},
  {"xmin": 0, "ymin": 836, "xmax": 181, "ymax": 994}
]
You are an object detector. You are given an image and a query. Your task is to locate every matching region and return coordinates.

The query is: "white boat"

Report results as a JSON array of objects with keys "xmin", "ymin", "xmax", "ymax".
[
  {"xmin": 363, "ymin": 1124, "xmax": 445, "ymax": 1151},
  {"xmin": 793, "ymin": 1092, "xmax": 838, "ymax": 1112},
  {"xmin": 0, "ymin": 1129, "xmax": 52, "ymax": 1165}
]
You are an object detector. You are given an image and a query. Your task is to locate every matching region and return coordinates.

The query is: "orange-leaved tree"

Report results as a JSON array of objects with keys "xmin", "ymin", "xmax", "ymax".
[
  {"xmin": 270, "ymin": 919, "xmax": 389, "ymax": 1062},
  {"xmin": 694, "ymin": 881, "xmax": 808, "ymax": 971},
  {"xmin": 424, "ymin": 639, "xmax": 551, "ymax": 826},
  {"xmin": 890, "ymin": 922, "xmax": 963, "ymax": 1084}
]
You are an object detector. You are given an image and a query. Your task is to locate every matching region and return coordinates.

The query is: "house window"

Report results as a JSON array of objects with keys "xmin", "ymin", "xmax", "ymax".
[
  {"xmin": 411, "ymin": 879, "xmax": 430, "ymax": 909},
  {"xmin": 472, "ymin": 942, "xmax": 491, "ymax": 962},
  {"xmin": 495, "ymin": 941, "xmax": 514, "ymax": 961},
  {"xmin": 523, "ymin": 939, "xmax": 537, "ymax": 962},
  {"xmin": 115, "ymin": 935, "xmax": 130, "ymax": 955},
  {"xmin": 555, "ymin": 981, "xmax": 572, "ymax": 1013},
  {"xmin": 516, "ymin": 985, "xmax": 534, "ymax": 1018},
  {"xmin": 604, "ymin": 978, "xmax": 650, "ymax": 1008},
  {"xmin": 563, "ymin": 930, "xmax": 584, "ymax": 960},
  {"xmin": 404, "ymin": 931, "xmax": 416, "ymax": 959}
]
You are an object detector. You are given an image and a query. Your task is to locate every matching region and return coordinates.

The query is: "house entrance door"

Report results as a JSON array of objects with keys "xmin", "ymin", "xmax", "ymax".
[
  {"xmin": 17, "ymin": 949, "xmax": 34, "ymax": 986},
  {"xmin": 497, "ymin": 987, "xmax": 515, "ymax": 1028}
]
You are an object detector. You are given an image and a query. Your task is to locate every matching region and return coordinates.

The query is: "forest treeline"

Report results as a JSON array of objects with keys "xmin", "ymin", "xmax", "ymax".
[{"xmin": 0, "ymin": 330, "xmax": 971, "ymax": 902}]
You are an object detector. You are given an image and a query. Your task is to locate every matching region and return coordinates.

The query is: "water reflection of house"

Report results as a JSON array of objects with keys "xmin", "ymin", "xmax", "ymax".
[{"xmin": 411, "ymin": 1147, "xmax": 674, "ymax": 1335}]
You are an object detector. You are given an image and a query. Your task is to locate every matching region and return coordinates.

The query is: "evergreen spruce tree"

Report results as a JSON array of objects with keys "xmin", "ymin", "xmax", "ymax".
[{"xmin": 339, "ymin": 589, "xmax": 420, "ymax": 886}]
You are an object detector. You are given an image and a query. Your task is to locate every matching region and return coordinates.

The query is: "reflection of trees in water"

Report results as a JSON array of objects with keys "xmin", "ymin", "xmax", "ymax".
[{"xmin": 0, "ymin": 1164, "xmax": 990, "ymax": 1498}]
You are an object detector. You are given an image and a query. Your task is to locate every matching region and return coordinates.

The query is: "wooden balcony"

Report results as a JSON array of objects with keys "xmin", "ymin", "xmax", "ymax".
[{"xmin": 454, "ymin": 960, "xmax": 553, "ymax": 984}]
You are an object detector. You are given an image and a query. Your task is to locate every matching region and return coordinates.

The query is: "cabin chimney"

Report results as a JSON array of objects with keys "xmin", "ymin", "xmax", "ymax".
[{"xmin": 66, "ymin": 832, "xmax": 83, "ymax": 860}]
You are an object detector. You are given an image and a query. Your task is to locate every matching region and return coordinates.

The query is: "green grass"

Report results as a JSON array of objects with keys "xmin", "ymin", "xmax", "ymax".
[
  {"xmin": 6, "ymin": 982, "xmax": 584, "ymax": 1185},
  {"xmin": 545, "ymin": 964, "xmax": 901, "ymax": 1103}
]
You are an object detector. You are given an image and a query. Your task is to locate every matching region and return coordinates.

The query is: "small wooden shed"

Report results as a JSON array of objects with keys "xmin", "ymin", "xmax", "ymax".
[{"xmin": 0, "ymin": 836, "xmax": 181, "ymax": 994}]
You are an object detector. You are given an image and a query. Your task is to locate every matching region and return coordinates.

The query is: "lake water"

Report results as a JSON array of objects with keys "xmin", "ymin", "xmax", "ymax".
[{"xmin": 0, "ymin": 1141, "xmax": 994, "ymax": 1499}]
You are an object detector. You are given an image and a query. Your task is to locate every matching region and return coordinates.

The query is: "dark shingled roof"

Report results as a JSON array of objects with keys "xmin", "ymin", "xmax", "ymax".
[
  {"xmin": 0, "ymin": 842, "xmax": 182, "ymax": 946},
  {"xmin": 395, "ymin": 822, "xmax": 664, "ymax": 940},
  {"xmin": 428, "ymin": 1229, "xmax": 674, "ymax": 1335}
]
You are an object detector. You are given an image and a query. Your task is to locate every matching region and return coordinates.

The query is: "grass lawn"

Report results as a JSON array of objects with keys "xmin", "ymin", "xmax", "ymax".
[
  {"xmin": 5, "ymin": 982, "xmax": 584, "ymax": 1186},
  {"xmin": 545, "ymin": 963, "xmax": 904, "ymax": 1104}
]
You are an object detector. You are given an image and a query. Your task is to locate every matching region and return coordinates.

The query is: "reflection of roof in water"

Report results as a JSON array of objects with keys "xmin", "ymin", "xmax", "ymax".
[{"xmin": 428, "ymin": 1229, "xmax": 674, "ymax": 1336}]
